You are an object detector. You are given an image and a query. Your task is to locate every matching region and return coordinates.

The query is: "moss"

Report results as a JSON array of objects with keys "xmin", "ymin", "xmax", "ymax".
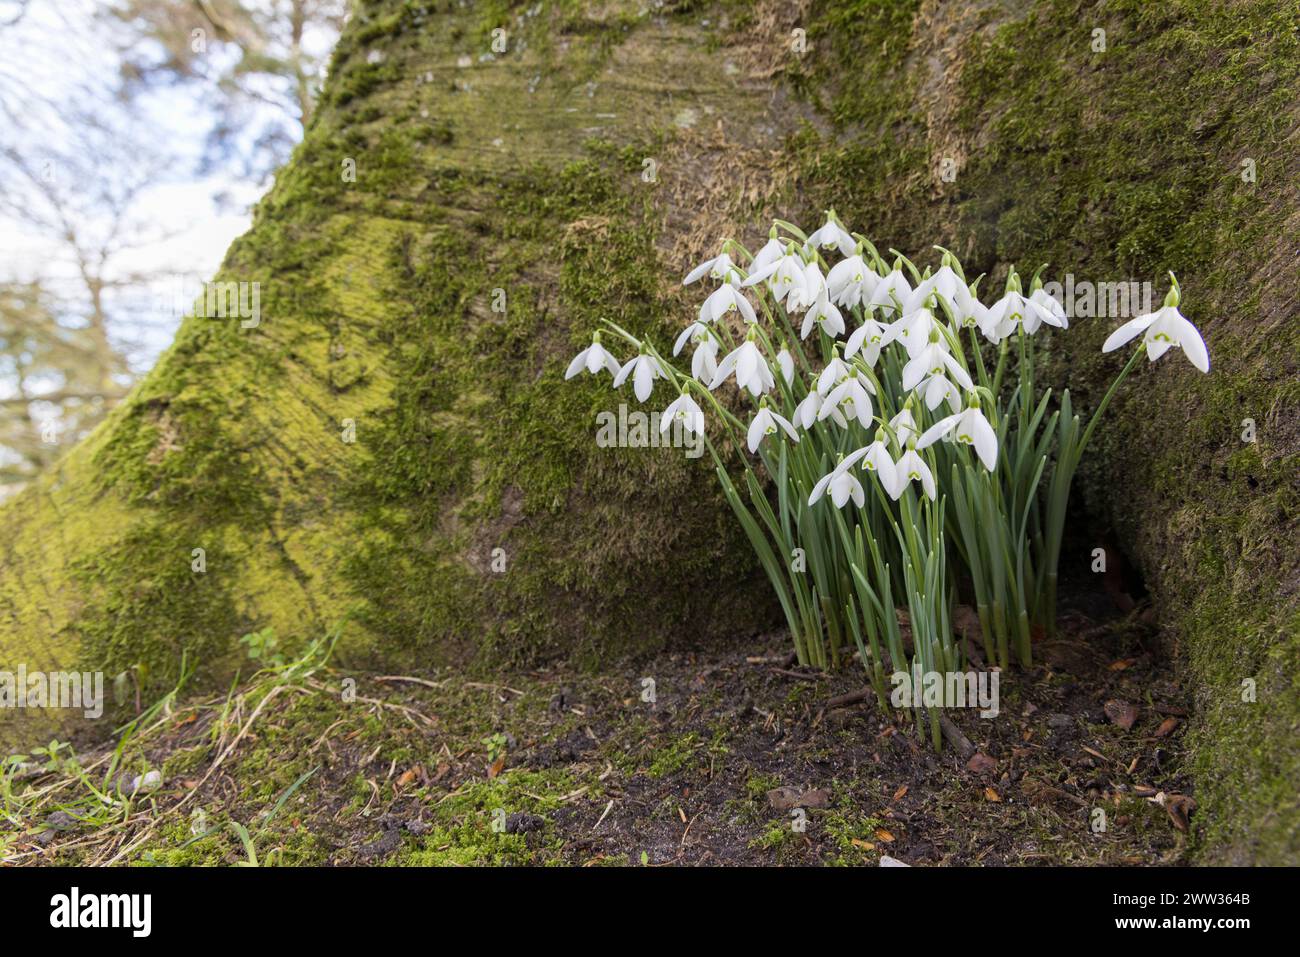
[
  {"xmin": 0, "ymin": 0, "xmax": 785, "ymax": 746},
  {"xmin": 392, "ymin": 769, "xmax": 580, "ymax": 866},
  {"xmin": 787, "ymin": 0, "xmax": 1300, "ymax": 862},
  {"xmin": 72, "ymin": 523, "xmax": 245, "ymax": 699},
  {"xmin": 645, "ymin": 731, "xmax": 703, "ymax": 779}
]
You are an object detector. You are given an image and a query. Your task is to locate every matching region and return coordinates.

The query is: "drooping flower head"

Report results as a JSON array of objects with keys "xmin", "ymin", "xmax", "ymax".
[
  {"xmin": 662, "ymin": 392, "xmax": 705, "ymax": 436},
  {"xmin": 805, "ymin": 211, "xmax": 857, "ymax": 259},
  {"xmin": 747, "ymin": 403, "xmax": 800, "ymax": 453},
  {"xmin": 892, "ymin": 447, "xmax": 937, "ymax": 501},
  {"xmin": 819, "ymin": 373, "xmax": 874, "ymax": 429},
  {"xmin": 917, "ymin": 404, "xmax": 999, "ymax": 471},
  {"xmin": 683, "ymin": 249, "xmax": 741, "ymax": 286},
  {"xmin": 700, "ymin": 283, "xmax": 757, "ymax": 325},
  {"xmin": 984, "ymin": 269, "xmax": 1066, "ymax": 340},
  {"xmin": 710, "ymin": 335, "xmax": 775, "ymax": 398},
  {"xmin": 613, "ymin": 347, "xmax": 665, "ymax": 403},
  {"xmin": 565, "ymin": 333, "xmax": 621, "ymax": 380},
  {"xmin": 743, "ymin": 244, "xmax": 807, "ymax": 307},
  {"xmin": 1101, "ymin": 275, "xmax": 1209, "ymax": 373},
  {"xmin": 867, "ymin": 262, "xmax": 914, "ymax": 317},
  {"xmin": 809, "ymin": 455, "xmax": 866, "ymax": 509},
  {"xmin": 845, "ymin": 316, "xmax": 886, "ymax": 366},
  {"xmin": 827, "ymin": 254, "xmax": 878, "ymax": 308}
]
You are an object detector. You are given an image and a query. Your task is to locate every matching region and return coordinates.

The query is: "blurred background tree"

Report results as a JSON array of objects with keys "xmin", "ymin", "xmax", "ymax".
[
  {"xmin": 109, "ymin": 0, "xmax": 347, "ymax": 192},
  {"xmin": 0, "ymin": 0, "xmax": 344, "ymax": 497}
]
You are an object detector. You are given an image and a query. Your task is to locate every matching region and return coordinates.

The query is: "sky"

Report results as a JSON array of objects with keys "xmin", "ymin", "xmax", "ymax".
[{"xmin": 0, "ymin": 0, "xmax": 337, "ymax": 371}]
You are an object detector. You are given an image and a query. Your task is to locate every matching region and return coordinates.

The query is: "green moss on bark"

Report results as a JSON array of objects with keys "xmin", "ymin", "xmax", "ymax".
[{"xmin": 0, "ymin": 0, "xmax": 775, "ymax": 747}]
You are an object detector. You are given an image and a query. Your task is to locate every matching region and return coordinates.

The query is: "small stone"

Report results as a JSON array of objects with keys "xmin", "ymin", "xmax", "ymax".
[{"xmin": 766, "ymin": 787, "xmax": 830, "ymax": 811}]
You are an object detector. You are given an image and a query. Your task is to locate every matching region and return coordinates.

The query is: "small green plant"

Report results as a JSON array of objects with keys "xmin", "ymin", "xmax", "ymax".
[
  {"xmin": 239, "ymin": 627, "xmax": 284, "ymax": 668},
  {"xmin": 229, "ymin": 821, "xmax": 260, "ymax": 867},
  {"xmin": 30, "ymin": 740, "xmax": 76, "ymax": 774},
  {"xmin": 482, "ymin": 733, "xmax": 509, "ymax": 765}
]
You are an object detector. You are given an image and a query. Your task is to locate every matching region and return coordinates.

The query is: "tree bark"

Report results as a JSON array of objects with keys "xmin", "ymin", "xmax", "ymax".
[{"xmin": 1, "ymin": 0, "xmax": 1295, "ymax": 863}]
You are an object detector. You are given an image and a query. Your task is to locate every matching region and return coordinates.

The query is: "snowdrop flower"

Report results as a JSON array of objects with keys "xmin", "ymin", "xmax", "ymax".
[
  {"xmin": 816, "ymin": 354, "xmax": 853, "ymax": 396},
  {"xmin": 903, "ymin": 265, "xmax": 978, "ymax": 325},
  {"xmin": 805, "ymin": 213, "xmax": 856, "ymax": 258},
  {"xmin": 1030, "ymin": 286, "xmax": 1068, "ymax": 328},
  {"xmin": 917, "ymin": 405, "xmax": 998, "ymax": 471},
  {"xmin": 710, "ymin": 338, "xmax": 775, "ymax": 398},
  {"xmin": 867, "ymin": 266, "xmax": 913, "ymax": 316},
  {"xmin": 787, "ymin": 261, "xmax": 827, "ymax": 314},
  {"xmin": 985, "ymin": 288, "xmax": 1065, "ymax": 339},
  {"xmin": 776, "ymin": 347, "xmax": 795, "ymax": 384},
  {"xmin": 820, "ymin": 374, "xmax": 874, "ymax": 429},
  {"xmin": 889, "ymin": 407, "xmax": 920, "ymax": 447},
  {"xmin": 662, "ymin": 392, "xmax": 705, "ymax": 436},
  {"xmin": 613, "ymin": 350, "xmax": 664, "ymax": 403},
  {"xmin": 564, "ymin": 335, "xmax": 621, "ymax": 380},
  {"xmin": 903, "ymin": 340, "xmax": 974, "ymax": 392},
  {"xmin": 892, "ymin": 448, "xmax": 937, "ymax": 500},
  {"xmin": 683, "ymin": 251, "xmax": 740, "ymax": 286},
  {"xmin": 747, "ymin": 405, "xmax": 800, "ymax": 453},
  {"xmin": 845, "ymin": 317, "xmax": 886, "ymax": 365},
  {"xmin": 673, "ymin": 322, "xmax": 710, "ymax": 356},
  {"xmin": 827, "ymin": 254, "xmax": 878, "ymax": 308},
  {"xmin": 1101, "ymin": 283, "xmax": 1209, "ymax": 372},
  {"xmin": 919, "ymin": 373, "xmax": 962, "ymax": 413},
  {"xmin": 808, "ymin": 460, "xmax": 866, "ymax": 509},
  {"xmin": 743, "ymin": 247, "xmax": 806, "ymax": 306},
  {"xmin": 796, "ymin": 390, "xmax": 846, "ymax": 429},
  {"xmin": 676, "ymin": 322, "xmax": 721, "ymax": 382},
  {"xmin": 801, "ymin": 292, "xmax": 845, "ymax": 339},
  {"xmin": 700, "ymin": 282, "xmax": 758, "ymax": 324},
  {"xmin": 839, "ymin": 439, "xmax": 899, "ymax": 497},
  {"xmin": 880, "ymin": 306, "xmax": 941, "ymax": 358},
  {"xmin": 750, "ymin": 235, "xmax": 786, "ymax": 275},
  {"xmin": 692, "ymin": 338, "xmax": 720, "ymax": 382}
]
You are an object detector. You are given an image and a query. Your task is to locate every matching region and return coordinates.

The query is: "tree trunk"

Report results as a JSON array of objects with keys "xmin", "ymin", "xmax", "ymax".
[{"xmin": 1, "ymin": 0, "xmax": 1295, "ymax": 862}]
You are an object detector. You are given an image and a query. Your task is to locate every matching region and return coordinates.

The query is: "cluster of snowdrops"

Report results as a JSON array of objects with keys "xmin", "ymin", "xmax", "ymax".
[{"xmin": 565, "ymin": 213, "xmax": 1209, "ymax": 748}]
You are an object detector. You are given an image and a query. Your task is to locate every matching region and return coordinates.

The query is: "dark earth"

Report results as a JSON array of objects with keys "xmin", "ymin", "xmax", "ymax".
[{"xmin": 4, "ymin": 568, "xmax": 1196, "ymax": 867}]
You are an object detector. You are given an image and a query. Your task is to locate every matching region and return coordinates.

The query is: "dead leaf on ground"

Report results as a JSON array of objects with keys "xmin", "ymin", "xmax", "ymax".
[
  {"xmin": 1154, "ymin": 717, "xmax": 1180, "ymax": 737},
  {"xmin": 1162, "ymin": 794, "xmax": 1197, "ymax": 833},
  {"xmin": 874, "ymin": 828, "xmax": 895, "ymax": 843},
  {"xmin": 1104, "ymin": 699, "xmax": 1139, "ymax": 730},
  {"xmin": 967, "ymin": 752, "xmax": 998, "ymax": 774},
  {"xmin": 892, "ymin": 784, "xmax": 908, "ymax": 802},
  {"xmin": 396, "ymin": 766, "xmax": 422, "ymax": 788}
]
